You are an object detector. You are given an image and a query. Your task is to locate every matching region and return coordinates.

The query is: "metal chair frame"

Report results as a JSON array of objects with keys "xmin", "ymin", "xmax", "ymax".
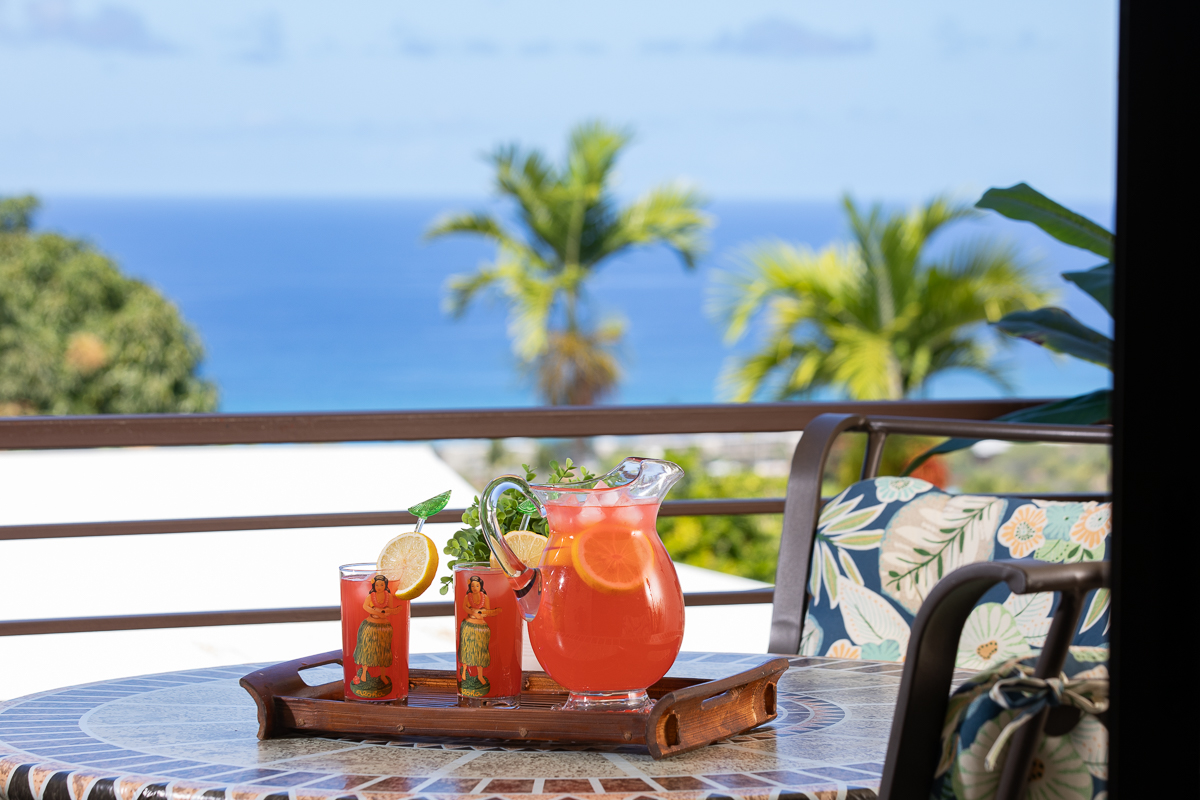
[{"xmin": 764, "ymin": 414, "xmax": 1112, "ymax": 800}]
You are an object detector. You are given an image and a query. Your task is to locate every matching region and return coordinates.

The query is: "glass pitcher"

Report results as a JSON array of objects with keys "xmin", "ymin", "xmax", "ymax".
[{"xmin": 480, "ymin": 457, "xmax": 685, "ymax": 712}]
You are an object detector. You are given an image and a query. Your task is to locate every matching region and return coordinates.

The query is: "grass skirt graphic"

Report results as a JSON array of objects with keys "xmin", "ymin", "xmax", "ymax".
[
  {"xmin": 351, "ymin": 619, "xmax": 394, "ymax": 698},
  {"xmin": 458, "ymin": 620, "xmax": 491, "ymax": 696}
]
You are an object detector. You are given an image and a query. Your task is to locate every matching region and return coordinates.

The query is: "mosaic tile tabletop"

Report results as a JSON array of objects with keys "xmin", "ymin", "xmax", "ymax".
[{"xmin": 0, "ymin": 652, "xmax": 908, "ymax": 800}]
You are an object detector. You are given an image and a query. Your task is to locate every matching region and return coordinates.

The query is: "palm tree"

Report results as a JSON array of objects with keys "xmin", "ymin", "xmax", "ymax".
[
  {"xmin": 428, "ymin": 121, "xmax": 710, "ymax": 405},
  {"xmin": 715, "ymin": 195, "xmax": 1051, "ymax": 401}
]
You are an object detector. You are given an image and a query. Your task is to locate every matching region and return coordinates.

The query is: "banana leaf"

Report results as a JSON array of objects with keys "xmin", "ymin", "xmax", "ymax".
[
  {"xmin": 1061, "ymin": 263, "xmax": 1113, "ymax": 315},
  {"xmin": 902, "ymin": 389, "xmax": 1111, "ymax": 476},
  {"xmin": 976, "ymin": 183, "xmax": 1113, "ymax": 259},
  {"xmin": 994, "ymin": 307, "xmax": 1112, "ymax": 368}
]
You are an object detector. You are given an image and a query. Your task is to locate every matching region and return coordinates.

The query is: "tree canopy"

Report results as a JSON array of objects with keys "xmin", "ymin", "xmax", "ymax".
[
  {"xmin": 0, "ymin": 195, "xmax": 218, "ymax": 415},
  {"xmin": 429, "ymin": 120, "xmax": 712, "ymax": 405},
  {"xmin": 715, "ymin": 195, "xmax": 1051, "ymax": 401}
]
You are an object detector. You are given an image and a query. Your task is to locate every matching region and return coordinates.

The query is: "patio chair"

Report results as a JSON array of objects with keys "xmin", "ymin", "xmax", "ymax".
[{"xmin": 767, "ymin": 413, "xmax": 1111, "ymax": 800}]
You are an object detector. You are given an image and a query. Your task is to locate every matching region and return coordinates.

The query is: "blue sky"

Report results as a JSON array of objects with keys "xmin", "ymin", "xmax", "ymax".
[{"xmin": 1, "ymin": 0, "xmax": 1118, "ymax": 202}]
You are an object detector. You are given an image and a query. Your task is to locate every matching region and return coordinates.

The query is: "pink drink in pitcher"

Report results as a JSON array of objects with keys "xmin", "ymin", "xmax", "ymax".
[{"xmin": 480, "ymin": 458, "xmax": 685, "ymax": 712}]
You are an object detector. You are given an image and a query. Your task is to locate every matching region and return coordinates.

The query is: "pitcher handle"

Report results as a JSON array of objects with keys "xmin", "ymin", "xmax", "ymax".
[{"xmin": 480, "ymin": 475, "xmax": 547, "ymax": 621}]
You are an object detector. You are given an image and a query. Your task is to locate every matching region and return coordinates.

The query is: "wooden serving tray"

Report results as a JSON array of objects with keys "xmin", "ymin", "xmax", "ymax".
[{"xmin": 241, "ymin": 650, "xmax": 787, "ymax": 759}]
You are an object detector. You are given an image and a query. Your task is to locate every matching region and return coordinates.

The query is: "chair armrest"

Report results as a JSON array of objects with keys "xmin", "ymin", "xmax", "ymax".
[
  {"xmin": 878, "ymin": 560, "xmax": 1109, "ymax": 800},
  {"xmin": 769, "ymin": 413, "xmax": 867, "ymax": 654}
]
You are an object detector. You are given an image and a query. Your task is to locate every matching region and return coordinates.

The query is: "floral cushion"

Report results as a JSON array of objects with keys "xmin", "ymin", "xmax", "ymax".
[
  {"xmin": 931, "ymin": 658, "xmax": 1108, "ymax": 800},
  {"xmin": 799, "ymin": 477, "xmax": 1111, "ymax": 674}
]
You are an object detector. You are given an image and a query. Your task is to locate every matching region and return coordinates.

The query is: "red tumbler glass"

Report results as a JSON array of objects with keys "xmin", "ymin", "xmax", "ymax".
[
  {"xmin": 340, "ymin": 562, "xmax": 409, "ymax": 703},
  {"xmin": 454, "ymin": 562, "xmax": 522, "ymax": 707}
]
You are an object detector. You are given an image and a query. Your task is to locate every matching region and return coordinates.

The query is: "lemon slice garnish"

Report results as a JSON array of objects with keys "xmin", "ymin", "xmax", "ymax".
[
  {"xmin": 490, "ymin": 530, "xmax": 550, "ymax": 570},
  {"xmin": 378, "ymin": 530, "xmax": 439, "ymax": 600}
]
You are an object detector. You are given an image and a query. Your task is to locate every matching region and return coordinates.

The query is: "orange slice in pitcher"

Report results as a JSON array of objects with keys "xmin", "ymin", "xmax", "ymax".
[
  {"xmin": 378, "ymin": 531, "xmax": 439, "ymax": 600},
  {"xmin": 571, "ymin": 525, "xmax": 655, "ymax": 593}
]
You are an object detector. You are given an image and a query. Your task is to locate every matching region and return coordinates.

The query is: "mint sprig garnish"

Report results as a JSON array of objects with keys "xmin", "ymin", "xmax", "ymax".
[{"xmin": 437, "ymin": 460, "xmax": 596, "ymax": 594}]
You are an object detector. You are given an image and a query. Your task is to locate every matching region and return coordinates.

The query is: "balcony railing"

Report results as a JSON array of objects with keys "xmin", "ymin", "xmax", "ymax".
[{"xmin": 0, "ymin": 398, "xmax": 1056, "ymax": 638}]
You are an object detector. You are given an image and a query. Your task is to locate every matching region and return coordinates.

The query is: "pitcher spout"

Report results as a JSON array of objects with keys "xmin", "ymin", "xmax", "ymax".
[{"xmin": 610, "ymin": 457, "xmax": 684, "ymax": 502}]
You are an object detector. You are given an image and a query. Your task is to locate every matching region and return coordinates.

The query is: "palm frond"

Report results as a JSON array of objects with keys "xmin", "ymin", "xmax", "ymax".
[
  {"xmin": 718, "ymin": 347, "xmax": 794, "ymax": 402},
  {"xmin": 823, "ymin": 324, "xmax": 903, "ymax": 400},
  {"xmin": 599, "ymin": 183, "xmax": 711, "ymax": 267},
  {"xmin": 842, "ymin": 195, "xmax": 881, "ymax": 261},
  {"xmin": 842, "ymin": 195, "xmax": 898, "ymax": 329},
  {"xmin": 922, "ymin": 338, "xmax": 1015, "ymax": 394},
  {"xmin": 933, "ymin": 239, "xmax": 1053, "ymax": 322},
  {"xmin": 500, "ymin": 260, "xmax": 558, "ymax": 361},
  {"xmin": 491, "ymin": 146, "xmax": 567, "ymax": 263},
  {"xmin": 567, "ymin": 120, "xmax": 632, "ymax": 187},
  {"xmin": 444, "ymin": 267, "xmax": 503, "ymax": 318},
  {"xmin": 712, "ymin": 242, "xmax": 857, "ymax": 343},
  {"xmin": 780, "ymin": 348, "xmax": 833, "ymax": 399},
  {"xmin": 425, "ymin": 212, "xmax": 521, "ymax": 249},
  {"xmin": 912, "ymin": 195, "xmax": 977, "ymax": 241}
]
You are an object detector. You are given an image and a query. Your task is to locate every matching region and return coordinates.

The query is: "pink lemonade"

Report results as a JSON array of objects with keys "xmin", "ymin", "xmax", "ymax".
[
  {"xmin": 339, "ymin": 566, "xmax": 410, "ymax": 703},
  {"xmin": 528, "ymin": 497, "xmax": 685, "ymax": 693},
  {"xmin": 454, "ymin": 563, "xmax": 524, "ymax": 706}
]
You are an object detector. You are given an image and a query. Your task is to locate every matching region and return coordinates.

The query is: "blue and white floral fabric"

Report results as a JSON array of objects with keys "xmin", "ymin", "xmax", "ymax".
[
  {"xmin": 799, "ymin": 477, "xmax": 1111, "ymax": 674},
  {"xmin": 931, "ymin": 658, "xmax": 1108, "ymax": 800}
]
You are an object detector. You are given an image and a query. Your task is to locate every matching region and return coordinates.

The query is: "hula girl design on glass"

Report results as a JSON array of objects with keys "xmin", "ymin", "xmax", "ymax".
[
  {"xmin": 350, "ymin": 573, "xmax": 400, "ymax": 698},
  {"xmin": 458, "ymin": 573, "xmax": 502, "ymax": 696}
]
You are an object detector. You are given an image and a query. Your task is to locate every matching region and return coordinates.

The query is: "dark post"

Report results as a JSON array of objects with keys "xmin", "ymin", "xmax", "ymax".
[{"xmin": 1110, "ymin": 0, "xmax": 1192, "ymax": 795}]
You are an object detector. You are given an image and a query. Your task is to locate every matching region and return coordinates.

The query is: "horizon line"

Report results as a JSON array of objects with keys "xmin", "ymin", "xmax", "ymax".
[{"xmin": 12, "ymin": 191, "xmax": 1118, "ymax": 208}]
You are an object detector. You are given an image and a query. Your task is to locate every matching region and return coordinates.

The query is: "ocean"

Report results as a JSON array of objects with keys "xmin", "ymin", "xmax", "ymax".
[{"xmin": 34, "ymin": 197, "xmax": 1113, "ymax": 413}]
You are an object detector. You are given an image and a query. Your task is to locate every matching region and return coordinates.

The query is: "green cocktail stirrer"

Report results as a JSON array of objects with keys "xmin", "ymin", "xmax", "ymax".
[
  {"xmin": 516, "ymin": 498, "xmax": 538, "ymax": 532},
  {"xmin": 408, "ymin": 490, "xmax": 451, "ymax": 533}
]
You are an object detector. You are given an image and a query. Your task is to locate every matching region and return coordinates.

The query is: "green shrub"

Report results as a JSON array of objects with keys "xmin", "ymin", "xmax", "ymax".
[
  {"xmin": 658, "ymin": 448, "xmax": 786, "ymax": 582},
  {"xmin": 1, "ymin": 195, "xmax": 217, "ymax": 415}
]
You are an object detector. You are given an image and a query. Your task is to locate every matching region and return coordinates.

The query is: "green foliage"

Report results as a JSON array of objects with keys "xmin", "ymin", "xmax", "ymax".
[
  {"xmin": 0, "ymin": 196, "xmax": 218, "ymax": 415},
  {"xmin": 716, "ymin": 195, "xmax": 1049, "ymax": 401},
  {"xmin": 993, "ymin": 307, "xmax": 1112, "ymax": 367},
  {"xmin": 546, "ymin": 458, "xmax": 597, "ymax": 484},
  {"xmin": 437, "ymin": 459, "xmax": 595, "ymax": 594},
  {"xmin": 976, "ymin": 184, "xmax": 1113, "ymax": 369},
  {"xmin": 905, "ymin": 184, "xmax": 1114, "ymax": 473},
  {"xmin": 821, "ymin": 433, "xmax": 952, "ymax": 496},
  {"xmin": 1061, "ymin": 263, "xmax": 1112, "ymax": 315},
  {"xmin": 943, "ymin": 443, "xmax": 1110, "ymax": 495},
  {"xmin": 1, "ymin": 195, "xmax": 38, "ymax": 233},
  {"xmin": 979, "ymin": 185, "xmax": 1113, "ymax": 373},
  {"xmin": 656, "ymin": 449, "xmax": 787, "ymax": 582},
  {"xmin": 904, "ymin": 389, "xmax": 1111, "ymax": 476},
  {"xmin": 976, "ymin": 183, "xmax": 1113, "ymax": 259},
  {"xmin": 429, "ymin": 120, "xmax": 712, "ymax": 406}
]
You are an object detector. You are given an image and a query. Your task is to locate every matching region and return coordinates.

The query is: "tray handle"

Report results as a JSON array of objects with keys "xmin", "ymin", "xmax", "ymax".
[
  {"xmin": 644, "ymin": 657, "xmax": 789, "ymax": 759},
  {"xmin": 240, "ymin": 649, "xmax": 343, "ymax": 739}
]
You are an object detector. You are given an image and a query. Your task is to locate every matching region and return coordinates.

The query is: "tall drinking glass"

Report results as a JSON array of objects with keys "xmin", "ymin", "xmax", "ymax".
[
  {"xmin": 454, "ymin": 562, "xmax": 523, "ymax": 707},
  {"xmin": 340, "ymin": 562, "xmax": 409, "ymax": 703}
]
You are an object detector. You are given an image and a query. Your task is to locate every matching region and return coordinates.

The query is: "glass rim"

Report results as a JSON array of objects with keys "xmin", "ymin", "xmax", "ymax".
[
  {"xmin": 339, "ymin": 562, "xmax": 381, "ymax": 577},
  {"xmin": 452, "ymin": 560, "xmax": 502, "ymax": 571}
]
